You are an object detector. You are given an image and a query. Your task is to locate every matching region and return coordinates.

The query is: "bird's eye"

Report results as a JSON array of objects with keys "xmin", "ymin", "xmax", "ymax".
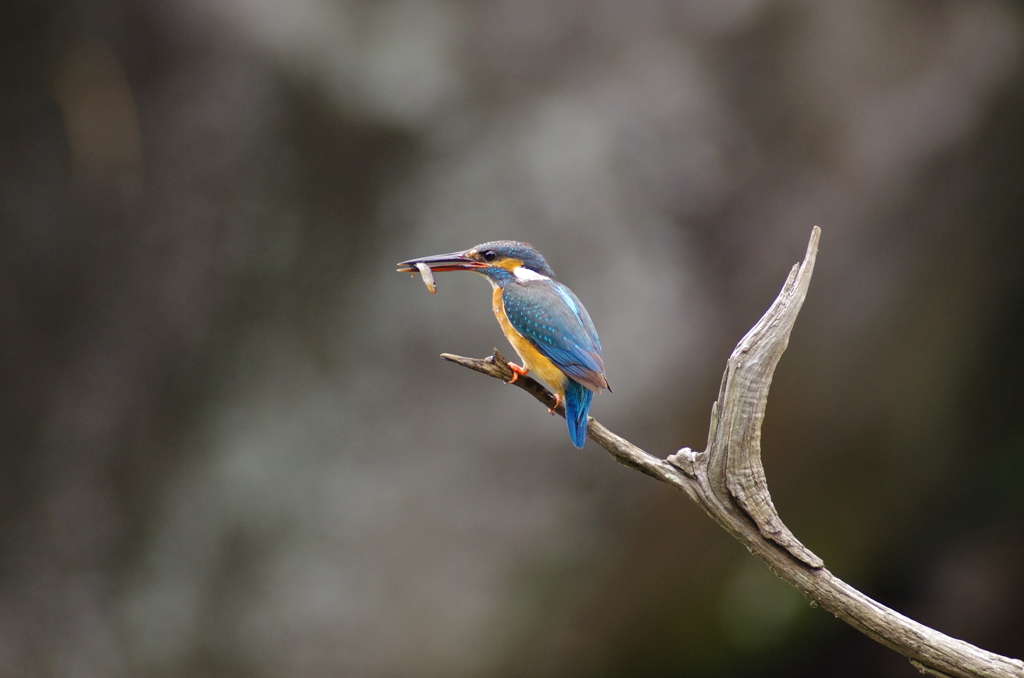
[{"xmin": 482, "ymin": 250, "xmax": 497, "ymax": 262}]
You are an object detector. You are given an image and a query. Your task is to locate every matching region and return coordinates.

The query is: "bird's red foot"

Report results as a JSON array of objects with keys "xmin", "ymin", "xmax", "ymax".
[
  {"xmin": 507, "ymin": 362, "xmax": 529, "ymax": 383},
  {"xmin": 548, "ymin": 393, "xmax": 562, "ymax": 414}
]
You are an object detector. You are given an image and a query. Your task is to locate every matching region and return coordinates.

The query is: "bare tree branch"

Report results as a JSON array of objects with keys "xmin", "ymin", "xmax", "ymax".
[{"xmin": 440, "ymin": 226, "xmax": 1024, "ymax": 678}]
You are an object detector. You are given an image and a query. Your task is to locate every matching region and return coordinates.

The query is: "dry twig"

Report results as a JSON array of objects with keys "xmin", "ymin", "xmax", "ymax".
[{"xmin": 441, "ymin": 227, "xmax": 1023, "ymax": 678}]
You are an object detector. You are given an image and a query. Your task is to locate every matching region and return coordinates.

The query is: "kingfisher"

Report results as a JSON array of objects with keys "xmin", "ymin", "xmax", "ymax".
[{"xmin": 397, "ymin": 240, "xmax": 610, "ymax": 448}]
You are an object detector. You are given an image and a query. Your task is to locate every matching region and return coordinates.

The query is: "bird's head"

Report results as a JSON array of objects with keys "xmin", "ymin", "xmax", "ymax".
[{"xmin": 397, "ymin": 240, "xmax": 556, "ymax": 284}]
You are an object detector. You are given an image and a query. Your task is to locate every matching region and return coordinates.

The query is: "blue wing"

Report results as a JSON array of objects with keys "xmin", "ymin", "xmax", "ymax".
[{"xmin": 502, "ymin": 279, "xmax": 609, "ymax": 392}]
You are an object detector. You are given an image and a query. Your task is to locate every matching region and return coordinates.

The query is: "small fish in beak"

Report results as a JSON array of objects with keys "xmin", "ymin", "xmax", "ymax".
[{"xmin": 414, "ymin": 262, "xmax": 436, "ymax": 294}]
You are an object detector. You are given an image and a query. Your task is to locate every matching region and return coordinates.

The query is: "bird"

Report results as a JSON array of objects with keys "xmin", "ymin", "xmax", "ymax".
[{"xmin": 397, "ymin": 240, "xmax": 610, "ymax": 448}]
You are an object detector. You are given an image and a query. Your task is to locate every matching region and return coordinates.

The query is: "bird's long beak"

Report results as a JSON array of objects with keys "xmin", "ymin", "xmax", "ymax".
[{"xmin": 396, "ymin": 251, "xmax": 485, "ymax": 273}]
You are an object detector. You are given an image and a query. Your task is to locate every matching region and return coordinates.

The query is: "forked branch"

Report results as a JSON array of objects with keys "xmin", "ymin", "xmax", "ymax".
[{"xmin": 441, "ymin": 227, "xmax": 1023, "ymax": 678}]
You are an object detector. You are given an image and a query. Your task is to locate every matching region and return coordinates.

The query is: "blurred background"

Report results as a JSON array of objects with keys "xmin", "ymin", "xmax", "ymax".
[{"xmin": 2, "ymin": 0, "xmax": 1023, "ymax": 676}]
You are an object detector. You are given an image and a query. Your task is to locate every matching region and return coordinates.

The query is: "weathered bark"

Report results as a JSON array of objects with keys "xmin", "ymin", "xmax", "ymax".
[{"xmin": 441, "ymin": 227, "xmax": 1024, "ymax": 678}]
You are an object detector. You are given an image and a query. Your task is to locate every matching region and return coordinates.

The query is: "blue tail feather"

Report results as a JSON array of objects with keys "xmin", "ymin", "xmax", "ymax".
[{"xmin": 563, "ymin": 380, "xmax": 593, "ymax": 448}]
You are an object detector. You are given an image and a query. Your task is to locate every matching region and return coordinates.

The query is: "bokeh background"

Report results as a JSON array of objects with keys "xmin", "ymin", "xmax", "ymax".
[{"xmin": 2, "ymin": 0, "xmax": 1024, "ymax": 676}]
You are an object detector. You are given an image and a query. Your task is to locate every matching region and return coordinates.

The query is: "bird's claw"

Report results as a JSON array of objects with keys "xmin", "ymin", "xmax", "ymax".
[
  {"xmin": 507, "ymin": 362, "xmax": 529, "ymax": 384},
  {"xmin": 548, "ymin": 393, "xmax": 561, "ymax": 414}
]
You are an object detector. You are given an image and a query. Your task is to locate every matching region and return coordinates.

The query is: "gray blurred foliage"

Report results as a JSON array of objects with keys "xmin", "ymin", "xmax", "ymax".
[{"xmin": 1, "ymin": 0, "xmax": 1023, "ymax": 676}]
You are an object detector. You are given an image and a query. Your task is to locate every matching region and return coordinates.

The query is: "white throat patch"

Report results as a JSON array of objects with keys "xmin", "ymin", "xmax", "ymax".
[{"xmin": 512, "ymin": 266, "xmax": 550, "ymax": 282}]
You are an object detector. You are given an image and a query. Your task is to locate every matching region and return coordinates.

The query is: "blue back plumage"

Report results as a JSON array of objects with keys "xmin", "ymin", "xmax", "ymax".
[
  {"xmin": 502, "ymin": 280, "xmax": 608, "ymax": 393},
  {"xmin": 502, "ymin": 277, "xmax": 608, "ymax": 448},
  {"xmin": 563, "ymin": 380, "xmax": 593, "ymax": 448}
]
